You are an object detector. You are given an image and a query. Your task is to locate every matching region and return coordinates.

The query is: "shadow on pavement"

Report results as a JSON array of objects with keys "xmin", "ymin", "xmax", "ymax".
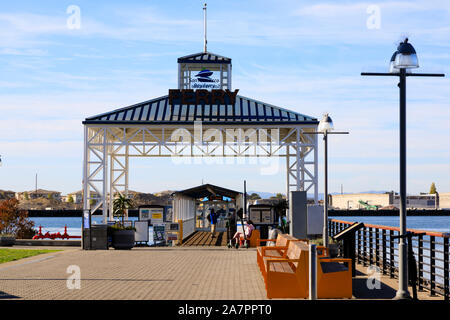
[
  {"xmin": 353, "ymin": 278, "xmax": 397, "ymax": 299},
  {"xmin": 0, "ymin": 290, "xmax": 20, "ymax": 299},
  {"xmin": 0, "ymin": 278, "xmax": 173, "ymax": 282}
]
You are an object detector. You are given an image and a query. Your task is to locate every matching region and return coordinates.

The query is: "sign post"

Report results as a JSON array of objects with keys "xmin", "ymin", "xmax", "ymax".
[{"xmin": 82, "ymin": 209, "xmax": 91, "ymax": 250}]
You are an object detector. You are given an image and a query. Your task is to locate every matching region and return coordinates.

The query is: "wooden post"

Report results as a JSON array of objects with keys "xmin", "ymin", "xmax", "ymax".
[{"xmin": 178, "ymin": 219, "xmax": 183, "ymax": 245}]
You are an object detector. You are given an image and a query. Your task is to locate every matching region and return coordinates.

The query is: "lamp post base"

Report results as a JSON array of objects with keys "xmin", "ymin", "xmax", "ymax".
[{"xmin": 394, "ymin": 290, "xmax": 412, "ymax": 300}]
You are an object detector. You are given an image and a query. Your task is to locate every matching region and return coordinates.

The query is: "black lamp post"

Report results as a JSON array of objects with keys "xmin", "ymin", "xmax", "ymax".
[
  {"xmin": 312, "ymin": 114, "xmax": 349, "ymax": 248},
  {"xmin": 361, "ymin": 38, "xmax": 445, "ymax": 299}
]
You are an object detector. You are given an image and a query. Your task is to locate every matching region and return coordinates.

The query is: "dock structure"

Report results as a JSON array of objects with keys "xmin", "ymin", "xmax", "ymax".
[
  {"xmin": 181, "ymin": 231, "xmax": 229, "ymax": 247},
  {"xmin": 81, "ymin": 48, "xmax": 320, "ymax": 232}
]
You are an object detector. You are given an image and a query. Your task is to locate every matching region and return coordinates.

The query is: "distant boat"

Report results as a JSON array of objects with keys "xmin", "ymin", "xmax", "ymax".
[{"xmin": 195, "ymin": 70, "xmax": 213, "ymax": 78}]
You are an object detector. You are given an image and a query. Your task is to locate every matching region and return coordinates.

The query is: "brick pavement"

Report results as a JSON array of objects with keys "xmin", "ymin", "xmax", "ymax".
[
  {"xmin": 0, "ymin": 247, "xmax": 266, "ymax": 300},
  {"xmin": 0, "ymin": 246, "xmax": 444, "ymax": 300}
]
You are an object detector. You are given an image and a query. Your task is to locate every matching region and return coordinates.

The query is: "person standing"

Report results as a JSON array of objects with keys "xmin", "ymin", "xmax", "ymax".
[{"xmin": 208, "ymin": 208, "xmax": 218, "ymax": 237}]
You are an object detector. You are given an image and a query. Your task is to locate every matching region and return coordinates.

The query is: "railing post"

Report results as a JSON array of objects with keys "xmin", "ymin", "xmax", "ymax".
[
  {"xmin": 178, "ymin": 219, "xmax": 183, "ymax": 245},
  {"xmin": 362, "ymin": 227, "xmax": 367, "ymax": 267},
  {"xmin": 444, "ymin": 237, "xmax": 449, "ymax": 301},
  {"xmin": 389, "ymin": 230, "xmax": 394, "ymax": 278},
  {"xmin": 375, "ymin": 228, "xmax": 380, "ymax": 267},
  {"xmin": 430, "ymin": 235, "xmax": 436, "ymax": 296},
  {"xmin": 382, "ymin": 229, "xmax": 387, "ymax": 275},
  {"xmin": 369, "ymin": 227, "xmax": 373, "ymax": 266},
  {"xmin": 357, "ymin": 229, "xmax": 362, "ymax": 264},
  {"xmin": 309, "ymin": 244, "xmax": 317, "ymax": 300},
  {"xmin": 418, "ymin": 234, "xmax": 424, "ymax": 292},
  {"xmin": 329, "ymin": 220, "xmax": 333, "ymax": 237}
]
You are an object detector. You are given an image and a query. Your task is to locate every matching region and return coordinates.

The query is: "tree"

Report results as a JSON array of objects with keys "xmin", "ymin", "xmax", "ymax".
[
  {"xmin": 429, "ymin": 182, "xmax": 437, "ymax": 194},
  {"xmin": 249, "ymin": 193, "xmax": 261, "ymax": 200},
  {"xmin": 113, "ymin": 194, "xmax": 134, "ymax": 226},
  {"xmin": 0, "ymin": 198, "xmax": 36, "ymax": 238},
  {"xmin": 67, "ymin": 195, "xmax": 74, "ymax": 203},
  {"xmin": 23, "ymin": 192, "xmax": 29, "ymax": 200},
  {"xmin": 270, "ymin": 193, "xmax": 285, "ymax": 200},
  {"xmin": 47, "ymin": 193, "xmax": 53, "ymax": 200}
]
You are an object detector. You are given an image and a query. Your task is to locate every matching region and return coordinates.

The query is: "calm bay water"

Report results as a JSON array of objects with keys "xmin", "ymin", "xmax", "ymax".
[
  {"xmin": 30, "ymin": 216, "xmax": 141, "ymax": 237},
  {"xmin": 332, "ymin": 216, "xmax": 450, "ymax": 233},
  {"xmin": 30, "ymin": 215, "xmax": 450, "ymax": 235}
]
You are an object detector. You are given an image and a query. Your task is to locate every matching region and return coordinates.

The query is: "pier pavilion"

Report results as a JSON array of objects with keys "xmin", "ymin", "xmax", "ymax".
[{"xmin": 82, "ymin": 50, "xmax": 320, "ymax": 233}]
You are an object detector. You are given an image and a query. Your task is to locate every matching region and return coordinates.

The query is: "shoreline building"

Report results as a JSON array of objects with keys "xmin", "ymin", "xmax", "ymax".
[
  {"xmin": 0, "ymin": 190, "xmax": 16, "ymax": 200},
  {"xmin": 15, "ymin": 189, "xmax": 61, "ymax": 201},
  {"xmin": 329, "ymin": 192, "xmax": 448, "ymax": 210}
]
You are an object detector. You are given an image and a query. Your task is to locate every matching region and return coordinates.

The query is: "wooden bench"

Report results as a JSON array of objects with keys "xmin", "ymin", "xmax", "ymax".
[
  {"xmin": 259, "ymin": 243, "xmax": 329, "ymax": 279},
  {"xmin": 317, "ymin": 258, "xmax": 352, "ymax": 298},
  {"xmin": 246, "ymin": 229, "xmax": 260, "ymax": 247},
  {"xmin": 256, "ymin": 233, "xmax": 308, "ymax": 272},
  {"xmin": 262, "ymin": 241, "xmax": 310, "ymax": 299},
  {"xmin": 261, "ymin": 241, "xmax": 352, "ymax": 299},
  {"xmin": 236, "ymin": 229, "xmax": 261, "ymax": 248}
]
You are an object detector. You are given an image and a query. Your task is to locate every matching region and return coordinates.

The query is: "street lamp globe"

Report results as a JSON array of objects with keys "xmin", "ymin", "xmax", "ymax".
[
  {"xmin": 389, "ymin": 51, "xmax": 399, "ymax": 73},
  {"xmin": 394, "ymin": 38, "xmax": 419, "ymax": 69},
  {"xmin": 318, "ymin": 113, "xmax": 334, "ymax": 133}
]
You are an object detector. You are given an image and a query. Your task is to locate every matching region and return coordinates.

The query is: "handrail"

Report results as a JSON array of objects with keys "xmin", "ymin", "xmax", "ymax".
[
  {"xmin": 331, "ymin": 219, "xmax": 450, "ymax": 238},
  {"xmin": 329, "ymin": 218, "xmax": 449, "ymax": 300}
]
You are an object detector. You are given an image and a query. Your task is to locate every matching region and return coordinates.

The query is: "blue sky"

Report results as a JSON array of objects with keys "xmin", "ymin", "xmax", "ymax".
[{"xmin": 0, "ymin": 0, "xmax": 449, "ymax": 196}]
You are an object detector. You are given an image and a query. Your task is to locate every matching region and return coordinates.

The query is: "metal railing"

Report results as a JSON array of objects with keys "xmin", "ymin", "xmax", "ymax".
[{"xmin": 329, "ymin": 219, "xmax": 450, "ymax": 300}]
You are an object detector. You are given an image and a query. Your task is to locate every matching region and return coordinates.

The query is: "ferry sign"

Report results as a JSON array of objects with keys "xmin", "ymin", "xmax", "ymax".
[{"xmin": 169, "ymin": 89, "xmax": 239, "ymax": 105}]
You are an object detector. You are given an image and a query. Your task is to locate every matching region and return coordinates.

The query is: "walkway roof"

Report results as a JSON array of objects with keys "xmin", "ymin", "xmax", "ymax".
[
  {"xmin": 174, "ymin": 184, "xmax": 241, "ymax": 199},
  {"xmin": 84, "ymin": 95, "xmax": 318, "ymax": 125}
]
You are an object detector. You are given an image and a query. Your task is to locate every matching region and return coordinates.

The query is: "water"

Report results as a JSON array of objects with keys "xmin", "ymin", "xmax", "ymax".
[
  {"xmin": 333, "ymin": 215, "xmax": 450, "ymax": 287},
  {"xmin": 30, "ymin": 216, "xmax": 154, "ymax": 244},
  {"xmin": 331, "ymin": 216, "xmax": 450, "ymax": 233},
  {"xmin": 31, "ymin": 215, "xmax": 450, "ymax": 239}
]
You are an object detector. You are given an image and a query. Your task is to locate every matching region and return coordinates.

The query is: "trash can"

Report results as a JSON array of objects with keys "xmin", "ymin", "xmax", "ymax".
[{"xmin": 83, "ymin": 225, "xmax": 108, "ymax": 250}]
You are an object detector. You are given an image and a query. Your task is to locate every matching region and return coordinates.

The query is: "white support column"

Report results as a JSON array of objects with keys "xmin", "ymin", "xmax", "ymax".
[
  {"xmin": 286, "ymin": 145, "xmax": 290, "ymax": 198},
  {"xmin": 125, "ymin": 144, "xmax": 129, "ymax": 220},
  {"xmin": 295, "ymin": 127, "xmax": 302, "ymax": 191},
  {"xmin": 300, "ymin": 132, "xmax": 305, "ymax": 191},
  {"xmin": 82, "ymin": 125, "xmax": 90, "ymax": 211},
  {"xmin": 227, "ymin": 64, "xmax": 232, "ymax": 90},
  {"xmin": 314, "ymin": 133, "xmax": 319, "ymax": 204},
  {"xmin": 102, "ymin": 128, "xmax": 108, "ymax": 224},
  {"xmin": 109, "ymin": 151, "xmax": 114, "ymax": 221}
]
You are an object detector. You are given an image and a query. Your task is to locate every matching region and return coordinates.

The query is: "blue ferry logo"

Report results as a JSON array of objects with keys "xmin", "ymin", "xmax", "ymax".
[{"xmin": 194, "ymin": 69, "xmax": 214, "ymax": 82}]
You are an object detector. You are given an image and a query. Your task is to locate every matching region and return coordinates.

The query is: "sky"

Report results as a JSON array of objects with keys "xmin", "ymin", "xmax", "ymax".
[{"xmin": 0, "ymin": 0, "xmax": 449, "ymax": 197}]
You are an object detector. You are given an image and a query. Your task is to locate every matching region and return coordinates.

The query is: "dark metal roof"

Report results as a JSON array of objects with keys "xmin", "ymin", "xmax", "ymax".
[
  {"xmin": 84, "ymin": 95, "xmax": 318, "ymax": 125},
  {"xmin": 177, "ymin": 52, "xmax": 231, "ymax": 64},
  {"xmin": 174, "ymin": 184, "xmax": 241, "ymax": 199}
]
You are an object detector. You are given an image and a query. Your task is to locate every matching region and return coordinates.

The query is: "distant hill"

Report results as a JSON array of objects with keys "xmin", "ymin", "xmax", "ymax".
[
  {"xmin": 247, "ymin": 191, "xmax": 277, "ymax": 199},
  {"xmin": 248, "ymin": 190, "xmax": 390, "ymax": 201}
]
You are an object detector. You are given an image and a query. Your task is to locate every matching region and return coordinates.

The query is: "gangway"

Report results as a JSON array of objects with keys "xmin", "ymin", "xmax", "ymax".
[{"xmin": 181, "ymin": 231, "xmax": 228, "ymax": 247}]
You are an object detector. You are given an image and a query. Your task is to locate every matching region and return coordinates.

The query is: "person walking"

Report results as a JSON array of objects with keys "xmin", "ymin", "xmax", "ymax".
[{"xmin": 208, "ymin": 208, "xmax": 218, "ymax": 238}]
